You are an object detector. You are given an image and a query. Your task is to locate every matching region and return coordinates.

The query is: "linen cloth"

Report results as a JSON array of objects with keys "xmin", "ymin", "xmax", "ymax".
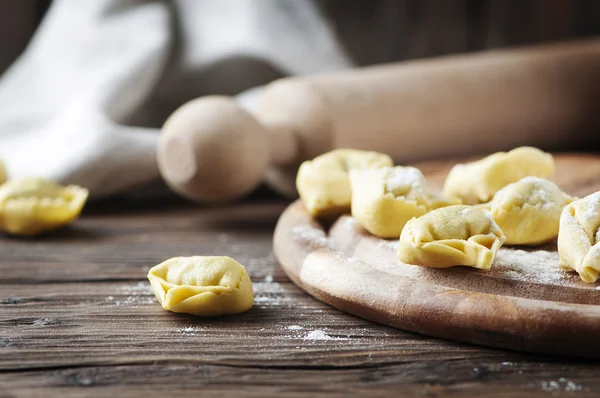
[{"xmin": 0, "ymin": 0, "xmax": 352, "ymax": 197}]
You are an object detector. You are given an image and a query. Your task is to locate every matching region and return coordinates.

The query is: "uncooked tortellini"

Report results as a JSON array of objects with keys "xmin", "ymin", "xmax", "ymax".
[
  {"xmin": 296, "ymin": 149, "xmax": 393, "ymax": 217},
  {"xmin": 479, "ymin": 177, "xmax": 572, "ymax": 245},
  {"xmin": 398, "ymin": 205, "xmax": 505, "ymax": 269},
  {"xmin": 350, "ymin": 166, "xmax": 456, "ymax": 238},
  {"xmin": 147, "ymin": 256, "xmax": 254, "ymax": 316},
  {"xmin": 443, "ymin": 147, "xmax": 554, "ymax": 205},
  {"xmin": 558, "ymin": 192, "xmax": 600, "ymax": 283},
  {"xmin": 0, "ymin": 177, "xmax": 88, "ymax": 236}
]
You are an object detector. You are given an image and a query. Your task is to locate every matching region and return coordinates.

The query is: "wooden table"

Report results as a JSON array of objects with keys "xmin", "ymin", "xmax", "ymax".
[{"xmin": 1, "ymin": 195, "xmax": 599, "ymax": 397}]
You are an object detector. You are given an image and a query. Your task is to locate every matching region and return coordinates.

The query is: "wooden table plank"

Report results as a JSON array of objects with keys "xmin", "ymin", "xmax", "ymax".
[{"xmin": 1, "ymin": 199, "xmax": 600, "ymax": 397}]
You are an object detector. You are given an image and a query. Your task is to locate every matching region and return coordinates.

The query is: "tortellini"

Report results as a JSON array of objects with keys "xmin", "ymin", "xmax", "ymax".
[
  {"xmin": 147, "ymin": 256, "xmax": 254, "ymax": 316},
  {"xmin": 296, "ymin": 149, "xmax": 393, "ymax": 217},
  {"xmin": 398, "ymin": 205, "xmax": 505, "ymax": 269},
  {"xmin": 350, "ymin": 166, "xmax": 456, "ymax": 238},
  {"xmin": 479, "ymin": 177, "xmax": 573, "ymax": 245},
  {"xmin": 443, "ymin": 146, "xmax": 554, "ymax": 205},
  {"xmin": 558, "ymin": 192, "xmax": 600, "ymax": 283},
  {"xmin": 0, "ymin": 177, "xmax": 88, "ymax": 236}
]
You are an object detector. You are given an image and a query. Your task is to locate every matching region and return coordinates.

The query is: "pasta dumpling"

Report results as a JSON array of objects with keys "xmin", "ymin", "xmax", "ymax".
[
  {"xmin": 398, "ymin": 205, "xmax": 505, "ymax": 269},
  {"xmin": 443, "ymin": 146, "xmax": 554, "ymax": 205},
  {"xmin": 479, "ymin": 177, "xmax": 572, "ymax": 245},
  {"xmin": 147, "ymin": 256, "xmax": 254, "ymax": 316},
  {"xmin": 0, "ymin": 177, "xmax": 88, "ymax": 236},
  {"xmin": 350, "ymin": 166, "xmax": 456, "ymax": 238},
  {"xmin": 296, "ymin": 149, "xmax": 393, "ymax": 217},
  {"xmin": 558, "ymin": 192, "xmax": 600, "ymax": 283}
]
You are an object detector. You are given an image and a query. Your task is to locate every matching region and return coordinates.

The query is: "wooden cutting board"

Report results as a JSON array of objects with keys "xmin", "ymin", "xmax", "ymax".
[{"xmin": 273, "ymin": 153, "xmax": 600, "ymax": 358}]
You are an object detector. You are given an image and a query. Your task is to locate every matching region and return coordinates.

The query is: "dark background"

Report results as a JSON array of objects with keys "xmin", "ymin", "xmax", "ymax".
[{"xmin": 1, "ymin": 0, "xmax": 600, "ymax": 77}]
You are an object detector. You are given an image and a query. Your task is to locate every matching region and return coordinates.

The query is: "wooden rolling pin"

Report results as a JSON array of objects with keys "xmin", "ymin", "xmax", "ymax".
[{"xmin": 157, "ymin": 39, "xmax": 600, "ymax": 203}]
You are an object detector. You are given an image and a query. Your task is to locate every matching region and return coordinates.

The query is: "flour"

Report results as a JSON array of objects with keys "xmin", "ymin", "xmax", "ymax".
[
  {"xmin": 303, "ymin": 329, "xmax": 348, "ymax": 341},
  {"xmin": 287, "ymin": 325, "xmax": 304, "ymax": 330},
  {"xmin": 385, "ymin": 167, "xmax": 425, "ymax": 196},
  {"xmin": 493, "ymin": 249, "xmax": 568, "ymax": 285},
  {"xmin": 581, "ymin": 192, "xmax": 600, "ymax": 223},
  {"xmin": 291, "ymin": 225, "xmax": 328, "ymax": 245},
  {"xmin": 178, "ymin": 326, "xmax": 197, "ymax": 334},
  {"xmin": 254, "ymin": 282, "xmax": 287, "ymax": 307},
  {"xmin": 303, "ymin": 330, "xmax": 333, "ymax": 340},
  {"xmin": 540, "ymin": 378, "xmax": 584, "ymax": 392}
]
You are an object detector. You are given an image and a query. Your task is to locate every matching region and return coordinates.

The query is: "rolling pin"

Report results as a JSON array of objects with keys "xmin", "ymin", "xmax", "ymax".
[{"xmin": 157, "ymin": 39, "xmax": 600, "ymax": 203}]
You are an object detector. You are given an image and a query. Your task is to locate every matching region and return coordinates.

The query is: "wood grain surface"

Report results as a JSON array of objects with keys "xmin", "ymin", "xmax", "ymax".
[{"xmin": 1, "ymin": 180, "xmax": 600, "ymax": 397}]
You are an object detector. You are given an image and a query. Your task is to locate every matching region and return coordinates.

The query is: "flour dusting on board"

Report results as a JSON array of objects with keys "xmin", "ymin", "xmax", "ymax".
[
  {"xmin": 292, "ymin": 225, "xmax": 327, "ymax": 245},
  {"xmin": 493, "ymin": 249, "xmax": 569, "ymax": 285}
]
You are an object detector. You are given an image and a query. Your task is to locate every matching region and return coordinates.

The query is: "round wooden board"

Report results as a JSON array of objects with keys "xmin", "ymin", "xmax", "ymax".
[{"xmin": 273, "ymin": 153, "xmax": 600, "ymax": 358}]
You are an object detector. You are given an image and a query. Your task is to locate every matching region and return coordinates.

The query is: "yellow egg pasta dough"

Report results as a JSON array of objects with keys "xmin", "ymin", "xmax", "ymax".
[
  {"xmin": 148, "ymin": 256, "xmax": 254, "ymax": 316},
  {"xmin": 0, "ymin": 177, "xmax": 88, "ymax": 236},
  {"xmin": 558, "ymin": 192, "xmax": 600, "ymax": 283},
  {"xmin": 479, "ymin": 177, "xmax": 572, "ymax": 245},
  {"xmin": 443, "ymin": 147, "xmax": 554, "ymax": 205},
  {"xmin": 296, "ymin": 149, "xmax": 393, "ymax": 217},
  {"xmin": 350, "ymin": 166, "xmax": 456, "ymax": 238},
  {"xmin": 398, "ymin": 205, "xmax": 505, "ymax": 269}
]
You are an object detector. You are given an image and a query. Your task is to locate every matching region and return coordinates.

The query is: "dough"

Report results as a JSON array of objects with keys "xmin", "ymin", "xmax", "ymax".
[
  {"xmin": 443, "ymin": 147, "xmax": 554, "ymax": 205},
  {"xmin": 296, "ymin": 149, "xmax": 393, "ymax": 217},
  {"xmin": 398, "ymin": 205, "xmax": 505, "ymax": 269},
  {"xmin": 558, "ymin": 192, "xmax": 600, "ymax": 283},
  {"xmin": 350, "ymin": 166, "xmax": 456, "ymax": 238},
  {"xmin": 147, "ymin": 256, "xmax": 254, "ymax": 316},
  {"xmin": 0, "ymin": 177, "xmax": 88, "ymax": 236},
  {"xmin": 479, "ymin": 177, "xmax": 572, "ymax": 245}
]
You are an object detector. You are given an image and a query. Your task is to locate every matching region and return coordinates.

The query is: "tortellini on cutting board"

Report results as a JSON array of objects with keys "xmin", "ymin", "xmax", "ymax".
[
  {"xmin": 479, "ymin": 177, "xmax": 573, "ymax": 245},
  {"xmin": 147, "ymin": 256, "xmax": 254, "ymax": 316},
  {"xmin": 0, "ymin": 177, "xmax": 88, "ymax": 236},
  {"xmin": 443, "ymin": 147, "xmax": 554, "ymax": 205},
  {"xmin": 296, "ymin": 149, "xmax": 393, "ymax": 217},
  {"xmin": 350, "ymin": 166, "xmax": 456, "ymax": 238},
  {"xmin": 398, "ymin": 205, "xmax": 505, "ymax": 269},
  {"xmin": 558, "ymin": 192, "xmax": 600, "ymax": 283}
]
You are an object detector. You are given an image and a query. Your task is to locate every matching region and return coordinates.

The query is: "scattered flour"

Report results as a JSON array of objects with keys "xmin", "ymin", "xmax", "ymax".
[
  {"xmin": 491, "ymin": 249, "xmax": 570, "ymax": 285},
  {"xmin": 540, "ymin": 378, "xmax": 584, "ymax": 392},
  {"xmin": 287, "ymin": 325, "xmax": 304, "ymax": 330},
  {"xmin": 178, "ymin": 326, "xmax": 196, "ymax": 334},
  {"xmin": 291, "ymin": 226, "xmax": 328, "ymax": 245},
  {"xmin": 303, "ymin": 330, "xmax": 334, "ymax": 340},
  {"xmin": 264, "ymin": 275, "xmax": 274, "ymax": 283},
  {"xmin": 303, "ymin": 329, "xmax": 348, "ymax": 341},
  {"xmin": 385, "ymin": 167, "xmax": 424, "ymax": 195}
]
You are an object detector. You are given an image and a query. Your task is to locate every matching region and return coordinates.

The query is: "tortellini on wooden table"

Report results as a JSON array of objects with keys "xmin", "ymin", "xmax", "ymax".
[
  {"xmin": 350, "ymin": 166, "xmax": 456, "ymax": 238},
  {"xmin": 398, "ymin": 205, "xmax": 506, "ymax": 269},
  {"xmin": 0, "ymin": 177, "xmax": 88, "ymax": 236},
  {"xmin": 479, "ymin": 177, "xmax": 573, "ymax": 245},
  {"xmin": 443, "ymin": 146, "xmax": 554, "ymax": 205},
  {"xmin": 558, "ymin": 192, "xmax": 600, "ymax": 283},
  {"xmin": 296, "ymin": 149, "xmax": 392, "ymax": 217},
  {"xmin": 147, "ymin": 256, "xmax": 254, "ymax": 316}
]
